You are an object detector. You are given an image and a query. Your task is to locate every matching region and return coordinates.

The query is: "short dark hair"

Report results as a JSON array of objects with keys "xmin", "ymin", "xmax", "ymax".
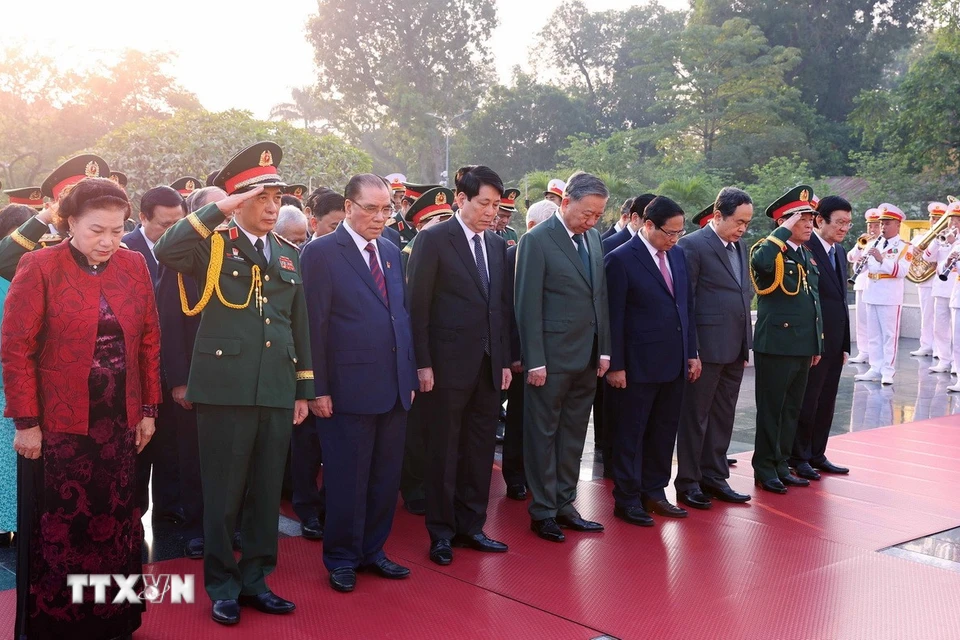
[
  {"xmin": 816, "ymin": 195, "xmax": 852, "ymax": 223},
  {"xmin": 281, "ymin": 194, "xmax": 303, "ymax": 210},
  {"xmin": 642, "ymin": 196, "xmax": 684, "ymax": 227},
  {"xmin": 0, "ymin": 204, "xmax": 35, "ymax": 239},
  {"xmin": 454, "ymin": 165, "xmax": 504, "ymax": 200},
  {"xmin": 312, "ymin": 191, "xmax": 346, "ymax": 220},
  {"xmin": 620, "ymin": 198, "xmax": 634, "ymax": 216},
  {"xmin": 140, "ymin": 186, "xmax": 185, "ymax": 220},
  {"xmin": 715, "ymin": 187, "xmax": 753, "ymax": 218},
  {"xmin": 57, "ymin": 177, "xmax": 131, "ymax": 235},
  {"xmin": 344, "ymin": 174, "xmax": 389, "ymax": 202},
  {"xmin": 304, "ymin": 187, "xmax": 334, "ymax": 215},
  {"xmin": 629, "ymin": 193, "xmax": 657, "ymax": 217}
]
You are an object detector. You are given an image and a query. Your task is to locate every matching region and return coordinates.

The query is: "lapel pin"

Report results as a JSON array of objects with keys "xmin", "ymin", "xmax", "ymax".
[{"xmin": 386, "ymin": 261, "xmax": 392, "ymax": 269}]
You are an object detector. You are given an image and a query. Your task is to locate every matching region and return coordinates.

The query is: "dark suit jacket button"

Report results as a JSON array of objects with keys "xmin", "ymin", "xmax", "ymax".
[
  {"xmin": 783, "ymin": 322, "xmax": 790, "ymax": 328},
  {"xmin": 391, "ymin": 315, "xmax": 395, "ymax": 321},
  {"xmin": 392, "ymin": 347, "xmax": 397, "ymax": 352},
  {"xmin": 590, "ymin": 320, "xmax": 595, "ymax": 326}
]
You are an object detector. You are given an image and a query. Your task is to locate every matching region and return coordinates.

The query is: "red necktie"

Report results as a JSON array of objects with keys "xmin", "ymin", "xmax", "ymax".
[{"xmin": 365, "ymin": 243, "xmax": 389, "ymax": 307}]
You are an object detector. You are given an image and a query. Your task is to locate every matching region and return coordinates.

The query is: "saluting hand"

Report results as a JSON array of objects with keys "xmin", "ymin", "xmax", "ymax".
[
  {"xmin": 293, "ymin": 399, "xmax": 309, "ymax": 425},
  {"xmin": 215, "ymin": 186, "xmax": 265, "ymax": 215}
]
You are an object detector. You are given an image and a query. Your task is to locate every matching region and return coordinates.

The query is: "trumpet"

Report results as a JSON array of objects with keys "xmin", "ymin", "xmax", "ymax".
[
  {"xmin": 856, "ymin": 232, "xmax": 876, "ymax": 247},
  {"xmin": 938, "ymin": 227, "xmax": 959, "ymax": 246},
  {"xmin": 848, "ymin": 237, "xmax": 882, "ymax": 285}
]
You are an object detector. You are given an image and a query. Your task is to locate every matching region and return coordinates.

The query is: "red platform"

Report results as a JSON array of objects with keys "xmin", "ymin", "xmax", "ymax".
[{"xmin": 3, "ymin": 416, "xmax": 960, "ymax": 639}]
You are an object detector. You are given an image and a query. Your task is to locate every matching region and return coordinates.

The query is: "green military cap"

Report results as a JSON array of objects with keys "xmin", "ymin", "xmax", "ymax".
[
  {"xmin": 205, "ymin": 170, "xmax": 219, "ymax": 187},
  {"xmin": 284, "ymin": 184, "xmax": 309, "ymax": 201},
  {"xmin": 402, "ymin": 182, "xmax": 440, "ymax": 204},
  {"xmin": 499, "ymin": 188, "xmax": 521, "ymax": 213},
  {"xmin": 214, "ymin": 141, "xmax": 286, "ymax": 195},
  {"xmin": 693, "ymin": 203, "xmax": 714, "ymax": 228},
  {"xmin": 4, "ymin": 186, "xmax": 45, "ymax": 210},
  {"xmin": 109, "ymin": 171, "xmax": 128, "ymax": 188},
  {"xmin": 41, "ymin": 154, "xmax": 110, "ymax": 200},
  {"xmin": 405, "ymin": 187, "xmax": 455, "ymax": 226},
  {"xmin": 171, "ymin": 176, "xmax": 203, "ymax": 198},
  {"xmin": 765, "ymin": 185, "xmax": 816, "ymax": 221}
]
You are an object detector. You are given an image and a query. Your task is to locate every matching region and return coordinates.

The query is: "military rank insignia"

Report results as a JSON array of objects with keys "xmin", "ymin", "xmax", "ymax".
[
  {"xmin": 810, "ymin": 258, "xmax": 817, "ymax": 267},
  {"xmin": 229, "ymin": 227, "xmax": 239, "ymax": 241},
  {"xmin": 279, "ymin": 256, "xmax": 295, "ymax": 271}
]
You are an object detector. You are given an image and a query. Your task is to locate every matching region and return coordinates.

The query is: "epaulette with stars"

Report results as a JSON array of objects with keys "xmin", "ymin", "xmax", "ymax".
[
  {"xmin": 38, "ymin": 233, "xmax": 64, "ymax": 248},
  {"xmin": 272, "ymin": 231, "xmax": 299, "ymax": 249}
]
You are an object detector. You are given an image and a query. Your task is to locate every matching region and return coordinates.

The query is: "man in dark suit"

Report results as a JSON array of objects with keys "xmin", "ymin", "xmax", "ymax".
[
  {"xmin": 790, "ymin": 196, "xmax": 853, "ymax": 479},
  {"xmin": 600, "ymin": 198, "xmax": 634, "ymax": 240},
  {"xmin": 515, "ymin": 171, "xmax": 610, "ymax": 542},
  {"xmin": 598, "ymin": 193, "xmax": 656, "ymax": 473},
  {"xmin": 301, "ymin": 173, "xmax": 418, "ymax": 593},
  {"xmin": 125, "ymin": 186, "xmax": 187, "ymax": 525},
  {"xmin": 382, "ymin": 220, "xmax": 402, "ymax": 248},
  {"xmin": 605, "ymin": 197, "xmax": 700, "ymax": 525},
  {"xmin": 674, "ymin": 188, "xmax": 755, "ymax": 509},
  {"xmin": 407, "ymin": 165, "xmax": 512, "ymax": 565}
]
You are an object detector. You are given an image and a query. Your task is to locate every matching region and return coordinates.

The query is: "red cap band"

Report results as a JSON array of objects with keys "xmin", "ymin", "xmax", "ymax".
[{"xmin": 224, "ymin": 166, "xmax": 279, "ymax": 194}]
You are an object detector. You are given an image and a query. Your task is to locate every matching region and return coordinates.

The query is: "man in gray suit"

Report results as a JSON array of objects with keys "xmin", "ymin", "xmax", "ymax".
[
  {"xmin": 515, "ymin": 171, "xmax": 611, "ymax": 543},
  {"xmin": 674, "ymin": 187, "xmax": 755, "ymax": 508}
]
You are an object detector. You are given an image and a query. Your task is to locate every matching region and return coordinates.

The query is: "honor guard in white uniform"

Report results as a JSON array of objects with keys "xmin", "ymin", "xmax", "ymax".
[
  {"xmin": 941, "ymin": 203, "xmax": 960, "ymax": 390},
  {"xmin": 847, "ymin": 208, "xmax": 881, "ymax": 364},
  {"xmin": 923, "ymin": 201, "xmax": 960, "ymax": 372},
  {"xmin": 912, "ymin": 202, "xmax": 946, "ymax": 357},
  {"xmin": 854, "ymin": 204, "xmax": 913, "ymax": 385}
]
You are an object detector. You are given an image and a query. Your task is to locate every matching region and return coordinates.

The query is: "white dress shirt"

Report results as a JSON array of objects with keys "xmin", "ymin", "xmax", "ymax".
[
  {"xmin": 138, "ymin": 226, "xmax": 157, "ymax": 261},
  {"xmin": 455, "ymin": 213, "xmax": 489, "ymax": 279},
  {"xmin": 234, "ymin": 220, "xmax": 272, "ymax": 263},
  {"xmin": 343, "ymin": 220, "xmax": 383, "ymax": 272},
  {"xmin": 638, "ymin": 229, "xmax": 672, "ymax": 280},
  {"xmin": 554, "ymin": 210, "xmax": 587, "ymax": 255}
]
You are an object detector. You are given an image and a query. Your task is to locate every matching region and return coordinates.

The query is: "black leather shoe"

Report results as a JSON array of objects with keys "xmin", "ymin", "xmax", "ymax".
[
  {"xmin": 155, "ymin": 507, "xmax": 186, "ymax": 526},
  {"xmin": 329, "ymin": 567, "xmax": 356, "ymax": 592},
  {"xmin": 429, "ymin": 539, "xmax": 453, "ymax": 565},
  {"xmin": 780, "ymin": 473, "xmax": 810, "ymax": 487},
  {"xmin": 642, "ymin": 498, "xmax": 688, "ymax": 518},
  {"xmin": 232, "ymin": 532, "xmax": 242, "ymax": 552},
  {"xmin": 755, "ymin": 478, "xmax": 787, "ymax": 494},
  {"xmin": 404, "ymin": 498, "xmax": 426, "ymax": 515},
  {"xmin": 794, "ymin": 462, "xmax": 821, "ymax": 481},
  {"xmin": 677, "ymin": 489, "xmax": 712, "ymax": 510},
  {"xmin": 301, "ymin": 517, "xmax": 324, "ymax": 540},
  {"xmin": 184, "ymin": 537, "xmax": 204, "ymax": 559},
  {"xmin": 701, "ymin": 484, "xmax": 751, "ymax": 503},
  {"xmin": 814, "ymin": 459, "xmax": 850, "ymax": 474},
  {"xmin": 727, "ymin": 458, "xmax": 738, "ymax": 466},
  {"xmin": 362, "ymin": 557, "xmax": 410, "ymax": 579},
  {"xmin": 530, "ymin": 518, "xmax": 565, "ymax": 542},
  {"xmin": 613, "ymin": 505, "xmax": 654, "ymax": 527},
  {"xmin": 506, "ymin": 484, "xmax": 527, "ymax": 500},
  {"xmin": 452, "ymin": 532, "xmax": 508, "ymax": 552},
  {"xmin": 211, "ymin": 599, "xmax": 240, "ymax": 625},
  {"xmin": 556, "ymin": 513, "xmax": 604, "ymax": 532},
  {"xmin": 238, "ymin": 590, "xmax": 295, "ymax": 614}
]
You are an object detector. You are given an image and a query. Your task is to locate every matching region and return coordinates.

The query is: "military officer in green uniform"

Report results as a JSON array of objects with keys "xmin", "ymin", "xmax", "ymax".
[
  {"xmin": 393, "ymin": 182, "xmax": 437, "ymax": 249},
  {"xmin": 495, "ymin": 188, "xmax": 521, "ymax": 246},
  {"xmin": 0, "ymin": 154, "xmax": 110, "ymax": 279},
  {"xmin": 154, "ymin": 141, "xmax": 313, "ymax": 626},
  {"xmin": 400, "ymin": 186, "xmax": 454, "ymax": 270},
  {"xmin": 749, "ymin": 185, "xmax": 823, "ymax": 495}
]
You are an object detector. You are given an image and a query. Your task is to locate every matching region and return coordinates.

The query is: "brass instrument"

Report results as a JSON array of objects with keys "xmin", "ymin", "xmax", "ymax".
[
  {"xmin": 907, "ymin": 213, "xmax": 953, "ymax": 283},
  {"xmin": 849, "ymin": 237, "xmax": 882, "ymax": 285},
  {"xmin": 856, "ymin": 232, "xmax": 874, "ymax": 247}
]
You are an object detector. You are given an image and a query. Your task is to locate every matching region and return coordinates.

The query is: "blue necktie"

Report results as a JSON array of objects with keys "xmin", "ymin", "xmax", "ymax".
[
  {"xmin": 574, "ymin": 233, "xmax": 591, "ymax": 280},
  {"xmin": 472, "ymin": 234, "xmax": 491, "ymax": 354}
]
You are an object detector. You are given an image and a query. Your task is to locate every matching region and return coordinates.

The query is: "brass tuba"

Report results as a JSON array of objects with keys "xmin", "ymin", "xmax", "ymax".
[{"xmin": 907, "ymin": 214, "xmax": 953, "ymax": 283}]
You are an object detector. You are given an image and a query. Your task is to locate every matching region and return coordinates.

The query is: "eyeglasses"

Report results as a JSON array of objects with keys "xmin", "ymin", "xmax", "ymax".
[
  {"xmin": 349, "ymin": 200, "xmax": 393, "ymax": 217},
  {"xmin": 656, "ymin": 225, "xmax": 686, "ymax": 239}
]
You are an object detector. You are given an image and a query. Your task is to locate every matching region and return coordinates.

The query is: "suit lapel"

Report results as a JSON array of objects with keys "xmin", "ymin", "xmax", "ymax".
[
  {"xmin": 546, "ymin": 216, "xmax": 589, "ymax": 285},
  {"xmin": 447, "ymin": 220, "xmax": 488, "ymax": 300},
  {"xmin": 704, "ymin": 227, "xmax": 739, "ymax": 284},
  {"xmin": 632, "ymin": 236, "xmax": 672, "ymax": 297},
  {"xmin": 336, "ymin": 224, "xmax": 388, "ymax": 308},
  {"xmin": 266, "ymin": 233, "xmax": 281, "ymax": 271}
]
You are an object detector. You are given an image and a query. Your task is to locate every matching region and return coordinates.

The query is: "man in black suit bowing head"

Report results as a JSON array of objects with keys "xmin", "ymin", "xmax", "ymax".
[{"xmin": 407, "ymin": 165, "xmax": 513, "ymax": 566}]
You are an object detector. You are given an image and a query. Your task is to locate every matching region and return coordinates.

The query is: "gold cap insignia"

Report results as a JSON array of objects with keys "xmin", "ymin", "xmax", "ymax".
[
  {"xmin": 85, "ymin": 161, "xmax": 100, "ymax": 177},
  {"xmin": 436, "ymin": 191, "xmax": 447, "ymax": 205},
  {"xmin": 259, "ymin": 150, "xmax": 273, "ymax": 167},
  {"xmin": 294, "ymin": 187, "xmax": 303, "ymax": 197},
  {"xmin": 109, "ymin": 174, "xmax": 119, "ymax": 184},
  {"xmin": 799, "ymin": 189, "xmax": 809, "ymax": 203},
  {"xmin": 30, "ymin": 190, "xmax": 42, "ymax": 200},
  {"xmin": 185, "ymin": 180, "xmax": 195, "ymax": 192}
]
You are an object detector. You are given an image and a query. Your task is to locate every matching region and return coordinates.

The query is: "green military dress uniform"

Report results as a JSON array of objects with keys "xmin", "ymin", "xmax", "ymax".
[
  {"xmin": 0, "ymin": 217, "xmax": 63, "ymax": 280},
  {"xmin": 749, "ymin": 186, "xmax": 824, "ymax": 485},
  {"xmin": 154, "ymin": 142, "xmax": 314, "ymax": 603}
]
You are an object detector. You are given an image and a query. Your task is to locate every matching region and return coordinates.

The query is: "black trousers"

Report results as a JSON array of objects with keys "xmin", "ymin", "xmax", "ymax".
[
  {"xmin": 753, "ymin": 353, "xmax": 810, "ymax": 482},
  {"xmin": 423, "ymin": 355, "xmax": 499, "ymax": 542},
  {"xmin": 136, "ymin": 388, "xmax": 181, "ymax": 517},
  {"xmin": 501, "ymin": 367, "xmax": 525, "ymax": 487},
  {"xmin": 791, "ymin": 349, "xmax": 844, "ymax": 466},
  {"xmin": 611, "ymin": 374, "xmax": 685, "ymax": 508},
  {"xmin": 291, "ymin": 413, "xmax": 326, "ymax": 523},
  {"xmin": 399, "ymin": 396, "xmax": 426, "ymax": 503},
  {"xmin": 171, "ymin": 397, "xmax": 204, "ymax": 539}
]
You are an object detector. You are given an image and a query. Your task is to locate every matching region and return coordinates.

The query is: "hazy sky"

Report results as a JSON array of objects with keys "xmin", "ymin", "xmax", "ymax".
[{"xmin": 6, "ymin": 0, "xmax": 687, "ymax": 118}]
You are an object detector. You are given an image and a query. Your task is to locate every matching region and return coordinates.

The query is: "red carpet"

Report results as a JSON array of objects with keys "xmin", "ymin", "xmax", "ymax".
[{"xmin": 3, "ymin": 416, "xmax": 960, "ymax": 639}]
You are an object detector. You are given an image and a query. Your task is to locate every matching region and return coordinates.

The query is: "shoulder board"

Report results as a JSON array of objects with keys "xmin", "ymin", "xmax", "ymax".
[
  {"xmin": 38, "ymin": 233, "xmax": 63, "ymax": 245},
  {"xmin": 273, "ymin": 231, "xmax": 299, "ymax": 249},
  {"xmin": 402, "ymin": 244, "xmax": 413, "ymax": 255},
  {"xmin": 214, "ymin": 223, "xmax": 231, "ymax": 232},
  {"xmin": 506, "ymin": 225, "xmax": 516, "ymax": 232}
]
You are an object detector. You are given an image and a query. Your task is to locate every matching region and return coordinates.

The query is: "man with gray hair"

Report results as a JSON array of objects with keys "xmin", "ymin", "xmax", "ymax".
[
  {"xmin": 275, "ymin": 204, "xmax": 309, "ymax": 248},
  {"xmin": 674, "ymin": 187, "xmax": 755, "ymax": 509},
  {"xmin": 515, "ymin": 171, "xmax": 611, "ymax": 542},
  {"xmin": 525, "ymin": 200, "xmax": 558, "ymax": 230}
]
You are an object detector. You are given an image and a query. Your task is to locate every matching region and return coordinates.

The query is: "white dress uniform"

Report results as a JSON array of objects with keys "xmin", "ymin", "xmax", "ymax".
[
  {"xmin": 924, "ymin": 236, "xmax": 957, "ymax": 370},
  {"xmin": 947, "ymin": 250, "xmax": 960, "ymax": 391},
  {"xmin": 913, "ymin": 205, "xmax": 947, "ymax": 357},
  {"xmin": 855, "ymin": 205, "xmax": 913, "ymax": 384},
  {"xmin": 847, "ymin": 208, "xmax": 880, "ymax": 364}
]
